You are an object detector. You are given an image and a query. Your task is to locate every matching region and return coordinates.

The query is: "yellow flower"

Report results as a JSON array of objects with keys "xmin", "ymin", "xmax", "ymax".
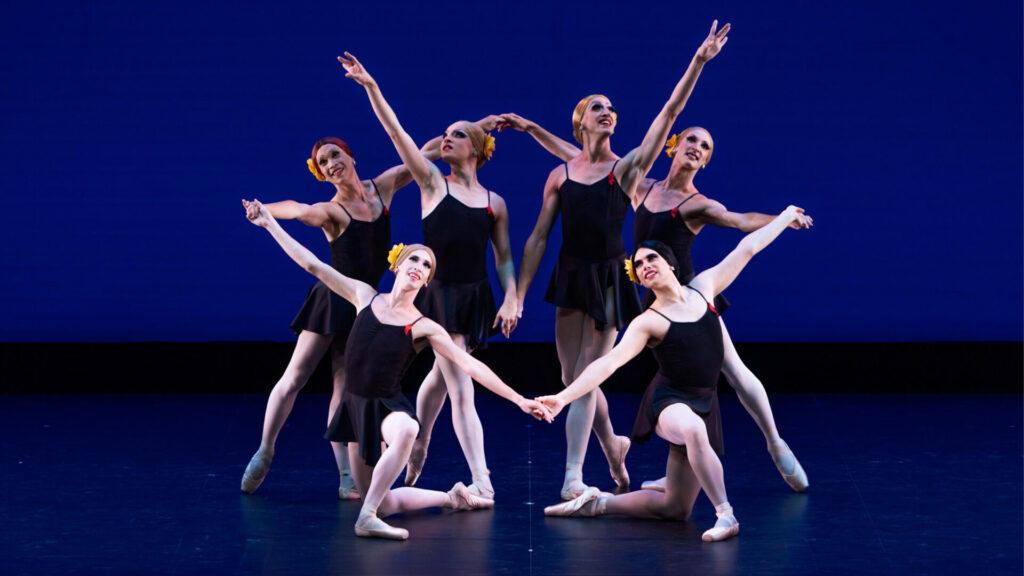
[
  {"xmin": 624, "ymin": 258, "xmax": 640, "ymax": 284},
  {"xmin": 483, "ymin": 133, "xmax": 496, "ymax": 161},
  {"xmin": 307, "ymin": 158, "xmax": 326, "ymax": 182},
  {"xmin": 665, "ymin": 133, "xmax": 680, "ymax": 158},
  {"xmin": 387, "ymin": 243, "xmax": 406, "ymax": 272}
]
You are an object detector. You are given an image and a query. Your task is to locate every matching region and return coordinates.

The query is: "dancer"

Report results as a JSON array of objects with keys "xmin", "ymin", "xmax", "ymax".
[
  {"xmin": 634, "ymin": 127, "xmax": 811, "ymax": 492},
  {"xmin": 516, "ymin": 20, "xmax": 730, "ymax": 499},
  {"xmin": 538, "ymin": 206, "xmax": 812, "ymax": 542},
  {"xmin": 240, "ymin": 137, "xmax": 424, "ymax": 498},
  {"xmin": 243, "ymin": 199, "xmax": 551, "ymax": 540},
  {"xmin": 338, "ymin": 52, "xmax": 518, "ymax": 498}
]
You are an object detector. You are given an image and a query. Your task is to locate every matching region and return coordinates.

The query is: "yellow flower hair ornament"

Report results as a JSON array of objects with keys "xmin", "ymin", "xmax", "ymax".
[
  {"xmin": 624, "ymin": 258, "xmax": 640, "ymax": 284},
  {"xmin": 665, "ymin": 133, "xmax": 680, "ymax": 158},
  {"xmin": 307, "ymin": 158, "xmax": 326, "ymax": 182},
  {"xmin": 387, "ymin": 243, "xmax": 406, "ymax": 272},
  {"xmin": 483, "ymin": 133, "xmax": 496, "ymax": 161}
]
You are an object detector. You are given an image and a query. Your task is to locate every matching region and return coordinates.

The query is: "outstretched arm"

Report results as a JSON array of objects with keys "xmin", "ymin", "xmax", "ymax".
[
  {"xmin": 516, "ymin": 168, "xmax": 562, "ymax": 316},
  {"xmin": 498, "ymin": 113, "xmax": 580, "ymax": 162},
  {"xmin": 259, "ymin": 201, "xmax": 335, "ymax": 228},
  {"xmin": 338, "ymin": 52, "xmax": 442, "ymax": 195},
  {"xmin": 536, "ymin": 317, "xmax": 653, "ymax": 417},
  {"xmin": 618, "ymin": 20, "xmax": 730, "ymax": 196},
  {"xmin": 700, "ymin": 199, "xmax": 815, "ymax": 233},
  {"xmin": 415, "ymin": 319, "xmax": 553, "ymax": 422},
  {"xmin": 243, "ymin": 199, "xmax": 376, "ymax": 310},
  {"xmin": 691, "ymin": 205, "xmax": 812, "ymax": 297}
]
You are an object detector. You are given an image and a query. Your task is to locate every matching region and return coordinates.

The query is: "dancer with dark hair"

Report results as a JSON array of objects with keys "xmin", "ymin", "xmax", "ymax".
[
  {"xmin": 339, "ymin": 52, "xmax": 518, "ymax": 498},
  {"xmin": 240, "ymin": 136, "xmax": 429, "ymax": 498},
  {"xmin": 632, "ymin": 127, "xmax": 812, "ymax": 492},
  {"xmin": 243, "ymin": 199, "xmax": 551, "ymax": 540},
  {"xmin": 538, "ymin": 206, "xmax": 812, "ymax": 542},
  {"xmin": 515, "ymin": 21, "xmax": 730, "ymax": 500}
]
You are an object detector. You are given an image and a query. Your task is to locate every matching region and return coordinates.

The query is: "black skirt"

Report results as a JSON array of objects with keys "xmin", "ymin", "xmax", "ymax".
[
  {"xmin": 631, "ymin": 374, "xmax": 724, "ymax": 456},
  {"xmin": 325, "ymin": 390, "xmax": 419, "ymax": 467},
  {"xmin": 545, "ymin": 253, "xmax": 641, "ymax": 331},
  {"xmin": 290, "ymin": 282, "xmax": 359, "ymax": 347},
  {"xmin": 415, "ymin": 278, "xmax": 498, "ymax": 350}
]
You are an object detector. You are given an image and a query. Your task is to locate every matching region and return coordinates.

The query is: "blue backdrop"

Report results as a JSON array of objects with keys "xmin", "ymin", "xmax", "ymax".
[{"xmin": 1, "ymin": 1, "xmax": 1020, "ymax": 343}]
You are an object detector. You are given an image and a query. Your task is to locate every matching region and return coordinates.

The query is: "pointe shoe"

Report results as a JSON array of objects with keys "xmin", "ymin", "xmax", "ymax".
[
  {"xmin": 701, "ymin": 512, "xmax": 739, "ymax": 542},
  {"xmin": 240, "ymin": 448, "xmax": 273, "ymax": 494},
  {"xmin": 769, "ymin": 439, "xmax": 809, "ymax": 492},
  {"xmin": 640, "ymin": 477, "xmax": 666, "ymax": 493},
  {"xmin": 447, "ymin": 482, "xmax": 495, "ymax": 511},
  {"xmin": 467, "ymin": 480, "xmax": 495, "ymax": 500},
  {"xmin": 560, "ymin": 480, "xmax": 589, "ymax": 501},
  {"xmin": 607, "ymin": 435, "xmax": 631, "ymax": 487},
  {"xmin": 404, "ymin": 441, "xmax": 427, "ymax": 487},
  {"xmin": 338, "ymin": 475, "xmax": 360, "ymax": 500},
  {"xmin": 544, "ymin": 486, "xmax": 604, "ymax": 517},
  {"xmin": 354, "ymin": 513, "xmax": 409, "ymax": 540}
]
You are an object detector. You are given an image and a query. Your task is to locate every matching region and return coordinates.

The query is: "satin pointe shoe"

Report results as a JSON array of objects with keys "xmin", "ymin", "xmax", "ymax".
[
  {"xmin": 769, "ymin": 439, "xmax": 809, "ymax": 492},
  {"xmin": 701, "ymin": 511, "xmax": 739, "ymax": 542},
  {"xmin": 404, "ymin": 441, "xmax": 427, "ymax": 487},
  {"xmin": 544, "ymin": 487, "xmax": 604, "ymax": 517},
  {"xmin": 354, "ymin": 513, "xmax": 409, "ymax": 541},
  {"xmin": 447, "ymin": 482, "xmax": 495, "ymax": 511},
  {"xmin": 240, "ymin": 448, "xmax": 273, "ymax": 494},
  {"xmin": 560, "ymin": 479, "xmax": 589, "ymax": 501},
  {"xmin": 607, "ymin": 435, "xmax": 631, "ymax": 487},
  {"xmin": 338, "ymin": 474, "xmax": 360, "ymax": 500},
  {"xmin": 640, "ymin": 477, "xmax": 667, "ymax": 493}
]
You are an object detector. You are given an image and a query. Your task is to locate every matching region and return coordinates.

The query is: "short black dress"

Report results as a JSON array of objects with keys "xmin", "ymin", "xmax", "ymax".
[
  {"xmin": 545, "ymin": 162, "xmax": 642, "ymax": 330},
  {"xmin": 633, "ymin": 182, "xmax": 730, "ymax": 314},
  {"xmin": 290, "ymin": 183, "xmax": 391, "ymax": 349},
  {"xmin": 324, "ymin": 294, "xmax": 425, "ymax": 466},
  {"xmin": 631, "ymin": 285, "xmax": 725, "ymax": 456},
  {"xmin": 415, "ymin": 181, "xmax": 498, "ymax": 350}
]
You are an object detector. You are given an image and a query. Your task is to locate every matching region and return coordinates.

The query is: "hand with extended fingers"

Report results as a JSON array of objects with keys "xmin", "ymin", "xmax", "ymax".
[
  {"xmin": 337, "ymin": 52, "xmax": 377, "ymax": 88},
  {"xmin": 695, "ymin": 20, "xmax": 731, "ymax": 63}
]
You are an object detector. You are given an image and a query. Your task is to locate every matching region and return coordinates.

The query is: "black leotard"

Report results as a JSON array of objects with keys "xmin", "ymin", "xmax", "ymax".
[
  {"xmin": 325, "ymin": 294, "xmax": 424, "ymax": 466},
  {"xmin": 291, "ymin": 182, "xmax": 392, "ymax": 348},
  {"xmin": 544, "ymin": 162, "xmax": 641, "ymax": 330},
  {"xmin": 633, "ymin": 182, "xmax": 729, "ymax": 313},
  {"xmin": 631, "ymin": 285, "xmax": 725, "ymax": 455},
  {"xmin": 415, "ymin": 180, "xmax": 498, "ymax": 349}
]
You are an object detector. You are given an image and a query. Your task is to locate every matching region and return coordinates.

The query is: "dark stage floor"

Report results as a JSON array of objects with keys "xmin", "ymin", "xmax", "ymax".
[{"xmin": 2, "ymin": 393, "xmax": 1020, "ymax": 575}]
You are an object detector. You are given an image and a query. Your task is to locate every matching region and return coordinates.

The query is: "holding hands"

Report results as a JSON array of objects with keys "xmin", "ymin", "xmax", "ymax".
[
  {"xmin": 243, "ymin": 199, "xmax": 273, "ymax": 227},
  {"xmin": 784, "ymin": 205, "xmax": 814, "ymax": 229}
]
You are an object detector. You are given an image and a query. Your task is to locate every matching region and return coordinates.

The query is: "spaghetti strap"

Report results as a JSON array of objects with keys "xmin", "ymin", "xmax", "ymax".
[
  {"xmin": 334, "ymin": 200, "xmax": 354, "ymax": 219},
  {"xmin": 404, "ymin": 315, "xmax": 426, "ymax": 336},
  {"xmin": 563, "ymin": 163, "xmax": 570, "ymax": 179},
  {"xmin": 647, "ymin": 307, "xmax": 673, "ymax": 323},
  {"xmin": 685, "ymin": 284, "xmax": 710, "ymax": 304},
  {"xmin": 676, "ymin": 192, "xmax": 699, "ymax": 210},
  {"xmin": 640, "ymin": 181, "xmax": 657, "ymax": 206},
  {"xmin": 371, "ymin": 179, "xmax": 389, "ymax": 216},
  {"xmin": 443, "ymin": 179, "xmax": 450, "ymax": 197}
]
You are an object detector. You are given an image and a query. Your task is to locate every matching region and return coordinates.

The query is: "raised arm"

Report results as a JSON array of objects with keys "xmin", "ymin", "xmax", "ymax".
[
  {"xmin": 699, "ymin": 199, "xmax": 815, "ymax": 233},
  {"xmin": 536, "ymin": 316, "xmax": 655, "ymax": 417},
  {"xmin": 488, "ymin": 194, "xmax": 519, "ymax": 338},
  {"xmin": 618, "ymin": 20, "xmax": 730, "ymax": 196},
  {"xmin": 243, "ymin": 199, "xmax": 376, "ymax": 310},
  {"xmin": 498, "ymin": 113, "xmax": 580, "ymax": 162},
  {"xmin": 414, "ymin": 319, "xmax": 553, "ymax": 422},
  {"xmin": 691, "ymin": 205, "xmax": 812, "ymax": 298},
  {"xmin": 338, "ymin": 52, "xmax": 442, "ymax": 195},
  {"xmin": 516, "ymin": 167, "xmax": 563, "ymax": 315}
]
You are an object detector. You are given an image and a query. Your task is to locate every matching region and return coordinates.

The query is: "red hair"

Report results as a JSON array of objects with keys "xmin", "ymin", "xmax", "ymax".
[{"xmin": 308, "ymin": 138, "xmax": 354, "ymax": 180}]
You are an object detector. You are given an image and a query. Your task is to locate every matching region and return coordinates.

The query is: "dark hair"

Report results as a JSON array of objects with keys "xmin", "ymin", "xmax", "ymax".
[{"xmin": 632, "ymin": 240, "xmax": 680, "ymax": 279}]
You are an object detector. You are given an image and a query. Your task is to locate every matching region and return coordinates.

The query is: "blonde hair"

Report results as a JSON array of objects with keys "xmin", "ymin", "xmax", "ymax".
[
  {"xmin": 451, "ymin": 121, "xmax": 494, "ymax": 169},
  {"xmin": 667, "ymin": 127, "xmax": 714, "ymax": 167},
  {"xmin": 390, "ymin": 243, "xmax": 437, "ymax": 284},
  {"xmin": 572, "ymin": 94, "xmax": 616, "ymax": 144}
]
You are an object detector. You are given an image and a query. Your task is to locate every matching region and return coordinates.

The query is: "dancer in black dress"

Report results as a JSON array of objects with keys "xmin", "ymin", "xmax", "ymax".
[
  {"xmin": 538, "ymin": 205, "xmax": 811, "ymax": 543},
  {"xmin": 634, "ymin": 127, "xmax": 812, "ymax": 493},
  {"xmin": 338, "ymin": 52, "xmax": 518, "ymax": 498},
  {"xmin": 516, "ymin": 21, "xmax": 730, "ymax": 500},
  {"xmin": 241, "ymin": 137, "xmax": 417, "ymax": 499},
  {"xmin": 243, "ymin": 199, "xmax": 551, "ymax": 540}
]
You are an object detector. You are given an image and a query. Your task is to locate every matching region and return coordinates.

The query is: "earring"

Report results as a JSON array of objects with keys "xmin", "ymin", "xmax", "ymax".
[{"xmin": 472, "ymin": 150, "xmax": 478, "ymax": 156}]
